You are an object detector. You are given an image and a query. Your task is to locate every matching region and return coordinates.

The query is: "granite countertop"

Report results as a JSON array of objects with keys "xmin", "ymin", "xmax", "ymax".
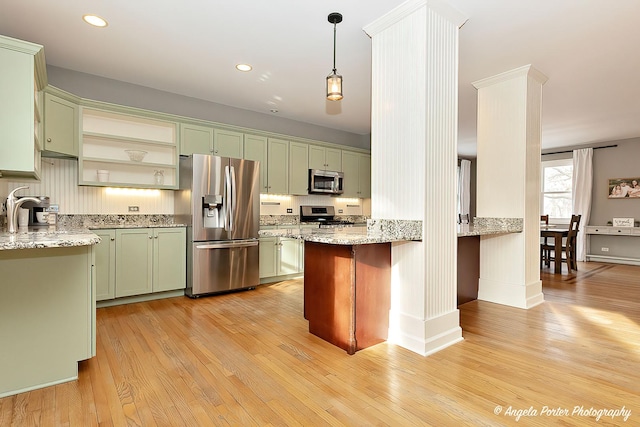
[
  {"xmin": 457, "ymin": 223, "xmax": 523, "ymax": 237},
  {"xmin": 87, "ymin": 223, "xmax": 187, "ymax": 230},
  {"xmin": 260, "ymin": 218, "xmax": 522, "ymax": 245},
  {"xmin": 0, "ymin": 227, "xmax": 101, "ymax": 251},
  {"xmin": 259, "ymin": 219, "xmax": 423, "ymax": 245},
  {"xmin": 259, "ymin": 227, "xmax": 413, "ymax": 245}
]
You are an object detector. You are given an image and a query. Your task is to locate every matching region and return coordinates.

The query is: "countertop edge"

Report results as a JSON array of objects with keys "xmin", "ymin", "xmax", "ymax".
[{"xmin": 0, "ymin": 232, "xmax": 101, "ymax": 251}]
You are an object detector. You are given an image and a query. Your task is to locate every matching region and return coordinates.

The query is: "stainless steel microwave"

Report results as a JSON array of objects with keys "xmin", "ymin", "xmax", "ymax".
[{"xmin": 309, "ymin": 169, "xmax": 344, "ymax": 195}]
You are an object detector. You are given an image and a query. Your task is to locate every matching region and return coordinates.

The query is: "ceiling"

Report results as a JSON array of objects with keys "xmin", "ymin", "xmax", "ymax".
[{"xmin": 2, "ymin": 0, "xmax": 640, "ymax": 157}]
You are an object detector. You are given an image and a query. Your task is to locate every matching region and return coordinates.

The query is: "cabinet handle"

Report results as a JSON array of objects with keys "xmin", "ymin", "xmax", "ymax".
[
  {"xmin": 110, "ymin": 238, "xmax": 115, "ymax": 241},
  {"xmin": 47, "ymin": 138, "xmax": 52, "ymax": 142},
  {"xmin": 149, "ymin": 236, "xmax": 153, "ymax": 239},
  {"xmin": 155, "ymin": 236, "xmax": 159, "ymax": 239}
]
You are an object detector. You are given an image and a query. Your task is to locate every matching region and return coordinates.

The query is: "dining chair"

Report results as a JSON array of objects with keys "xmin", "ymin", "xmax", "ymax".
[
  {"xmin": 542, "ymin": 214, "xmax": 581, "ymax": 273},
  {"xmin": 458, "ymin": 213, "xmax": 470, "ymax": 224},
  {"xmin": 540, "ymin": 215, "xmax": 550, "ymax": 267}
]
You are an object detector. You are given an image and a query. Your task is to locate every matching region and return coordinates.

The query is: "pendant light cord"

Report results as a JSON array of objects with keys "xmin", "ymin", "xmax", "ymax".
[{"xmin": 332, "ymin": 22, "xmax": 337, "ymax": 72}]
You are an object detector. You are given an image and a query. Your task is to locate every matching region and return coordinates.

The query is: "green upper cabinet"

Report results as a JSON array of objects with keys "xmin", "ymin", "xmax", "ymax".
[
  {"xmin": 213, "ymin": 129, "xmax": 243, "ymax": 158},
  {"xmin": 43, "ymin": 90, "xmax": 79, "ymax": 157},
  {"xmin": 267, "ymin": 138, "xmax": 289, "ymax": 194},
  {"xmin": 180, "ymin": 123, "xmax": 213, "ymax": 155},
  {"xmin": 289, "ymin": 142, "xmax": 309, "ymax": 195},
  {"xmin": 359, "ymin": 154, "xmax": 371, "ymax": 198},
  {"xmin": 0, "ymin": 35, "xmax": 47, "ymax": 179},
  {"xmin": 341, "ymin": 151, "xmax": 371, "ymax": 198},
  {"xmin": 309, "ymin": 145, "xmax": 342, "ymax": 171},
  {"xmin": 244, "ymin": 134, "xmax": 268, "ymax": 192},
  {"xmin": 182, "ymin": 126, "xmax": 243, "ymax": 158}
]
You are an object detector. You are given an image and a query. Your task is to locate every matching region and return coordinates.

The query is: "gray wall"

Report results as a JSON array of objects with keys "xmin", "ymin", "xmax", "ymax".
[
  {"xmin": 542, "ymin": 137, "xmax": 640, "ymax": 226},
  {"xmin": 590, "ymin": 138, "xmax": 640, "ymax": 225},
  {"xmin": 47, "ymin": 66, "xmax": 371, "ymax": 150}
]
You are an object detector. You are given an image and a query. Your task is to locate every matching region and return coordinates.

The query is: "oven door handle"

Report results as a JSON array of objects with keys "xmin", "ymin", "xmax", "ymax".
[{"xmin": 196, "ymin": 240, "xmax": 258, "ymax": 250}]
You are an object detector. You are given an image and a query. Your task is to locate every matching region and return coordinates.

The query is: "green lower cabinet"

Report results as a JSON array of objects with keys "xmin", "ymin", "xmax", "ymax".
[
  {"xmin": 94, "ymin": 229, "xmax": 116, "ymax": 300},
  {"xmin": 259, "ymin": 237, "xmax": 278, "ymax": 278},
  {"xmin": 96, "ymin": 227, "xmax": 186, "ymax": 301},
  {"xmin": 115, "ymin": 228, "xmax": 154, "ymax": 298},
  {"xmin": 153, "ymin": 228, "xmax": 186, "ymax": 292},
  {"xmin": 279, "ymin": 238, "xmax": 300, "ymax": 275},
  {"xmin": 298, "ymin": 239, "xmax": 305, "ymax": 273},
  {"xmin": 259, "ymin": 236, "xmax": 302, "ymax": 281}
]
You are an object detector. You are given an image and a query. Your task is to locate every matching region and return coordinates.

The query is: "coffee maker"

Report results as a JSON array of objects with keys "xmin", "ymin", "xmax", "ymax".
[{"xmin": 18, "ymin": 196, "xmax": 50, "ymax": 226}]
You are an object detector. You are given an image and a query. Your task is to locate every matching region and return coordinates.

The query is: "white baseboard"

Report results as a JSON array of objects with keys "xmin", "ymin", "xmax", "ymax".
[
  {"xmin": 478, "ymin": 278, "xmax": 544, "ymax": 309},
  {"xmin": 388, "ymin": 309, "xmax": 463, "ymax": 356}
]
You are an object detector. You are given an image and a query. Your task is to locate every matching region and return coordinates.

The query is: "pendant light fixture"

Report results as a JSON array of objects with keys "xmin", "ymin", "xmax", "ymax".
[{"xmin": 326, "ymin": 12, "xmax": 343, "ymax": 101}]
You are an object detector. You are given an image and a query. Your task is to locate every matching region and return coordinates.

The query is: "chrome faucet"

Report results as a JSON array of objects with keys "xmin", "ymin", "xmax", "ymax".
[{"xmin": 6, "ymin": 186, "xmax": 41, "ymax": 233}]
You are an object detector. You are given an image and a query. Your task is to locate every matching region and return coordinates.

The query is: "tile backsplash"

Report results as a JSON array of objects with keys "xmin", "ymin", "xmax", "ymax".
[{"xmin": 260, "ymin": 194, "xmax": 371, "ymax": 217}]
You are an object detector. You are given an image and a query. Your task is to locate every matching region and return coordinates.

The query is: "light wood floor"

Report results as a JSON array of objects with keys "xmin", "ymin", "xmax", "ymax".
[{"xmin": 2, "ymin": 262, "xmax": 639, "ymax": 426}]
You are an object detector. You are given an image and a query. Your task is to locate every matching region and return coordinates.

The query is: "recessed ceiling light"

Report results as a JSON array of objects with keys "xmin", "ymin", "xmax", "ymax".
[
  {"xmin": 236, "ymin": 64, "xmax": 252, "ymax": 72},
  {"xmin": 83, "ymin": 14, "xmax": 108, "ymax": 27}
]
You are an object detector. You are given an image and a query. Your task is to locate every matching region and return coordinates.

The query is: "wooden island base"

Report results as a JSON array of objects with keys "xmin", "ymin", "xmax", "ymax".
[{"xmin": 303, "ymin": 241, "xmax": 391, "ymax": 354}]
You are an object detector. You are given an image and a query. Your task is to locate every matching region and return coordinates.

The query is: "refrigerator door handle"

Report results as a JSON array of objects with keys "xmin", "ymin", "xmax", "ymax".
[
  {"xmin": 196, "ymin": 240, "xmax": 259, "ymax": 250},
  {"xmin": 224, "ymin": 165, "xmax": 232, "ymax": 231},
  {"xmin": 230, "ymin": 165, "xmax": 236, "ymax": 232}
]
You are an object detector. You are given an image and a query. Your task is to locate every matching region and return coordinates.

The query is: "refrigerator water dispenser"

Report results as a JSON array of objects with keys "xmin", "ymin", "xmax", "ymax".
[{"xmin": 202, "ymin": 194, "xmax": 224, "ymax": 228}]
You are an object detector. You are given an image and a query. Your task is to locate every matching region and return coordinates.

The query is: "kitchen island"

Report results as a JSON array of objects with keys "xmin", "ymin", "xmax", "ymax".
[
  {"xmin": 260, "ymin": 218, "xmax": 521, "ymax": 354},
  {"xmin": 0, "ymin": 227, "xmax": 100, "ymax": 397},
  {"xmin": 260, "ymin": 220, "xmax": 421, "ymax": 354}
]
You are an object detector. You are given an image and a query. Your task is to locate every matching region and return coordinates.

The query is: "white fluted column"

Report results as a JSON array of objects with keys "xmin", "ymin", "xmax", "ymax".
[
  {"xmin": 473, "ymin": 65, "xmax": 547, "ymax": 309},
  {"xmin": 364, "ymin": 0, "xmax": 467, "ymax": 356}
]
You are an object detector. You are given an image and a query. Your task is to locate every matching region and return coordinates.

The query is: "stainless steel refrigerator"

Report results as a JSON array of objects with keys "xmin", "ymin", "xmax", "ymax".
[{"xmin": 176, "ymin": 154, "xmax": 260, "ymax": 297}]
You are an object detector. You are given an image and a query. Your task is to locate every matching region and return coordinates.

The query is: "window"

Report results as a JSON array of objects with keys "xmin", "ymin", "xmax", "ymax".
[{"xmin": 541, "ymin": 158, "xmax": 573, "ymax": 221}]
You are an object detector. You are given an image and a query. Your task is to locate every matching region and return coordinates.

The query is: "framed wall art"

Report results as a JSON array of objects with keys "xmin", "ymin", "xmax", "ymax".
[{"xmin": 608, "ymin": 178, "xmax": 640, "ymax": 198}]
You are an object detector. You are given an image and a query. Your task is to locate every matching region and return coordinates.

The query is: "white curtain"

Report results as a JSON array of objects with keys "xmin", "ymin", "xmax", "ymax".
[
  {"xmin": 458, "ymin": 159, "xmax": 471, "ymax": 220},
  {"xmin": 572, "ymin": 148, "xmax": 593, "ymax": 261}
]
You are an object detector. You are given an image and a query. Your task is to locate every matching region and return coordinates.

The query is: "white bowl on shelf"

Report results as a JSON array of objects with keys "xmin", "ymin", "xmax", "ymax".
[{"xmin": 125, "ymin": 150, "xmax": 147, "ymax": 162}]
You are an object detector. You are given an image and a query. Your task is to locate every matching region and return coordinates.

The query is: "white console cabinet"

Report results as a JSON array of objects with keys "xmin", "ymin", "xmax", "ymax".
[{"xmin": 585, "ymin": 226, "xmax": 640, "ymax": 265}]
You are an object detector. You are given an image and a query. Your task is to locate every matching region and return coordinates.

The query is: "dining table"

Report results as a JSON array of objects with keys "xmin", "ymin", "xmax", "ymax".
[{"xmin": 541, "ymin": 226, "xmax": 569, "ymax": 273}]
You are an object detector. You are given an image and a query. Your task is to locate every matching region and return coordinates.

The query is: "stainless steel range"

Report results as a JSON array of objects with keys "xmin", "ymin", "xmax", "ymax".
[{"xmin": 299, "ymin": 205, "xmax": 354, "ymax": 228}]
